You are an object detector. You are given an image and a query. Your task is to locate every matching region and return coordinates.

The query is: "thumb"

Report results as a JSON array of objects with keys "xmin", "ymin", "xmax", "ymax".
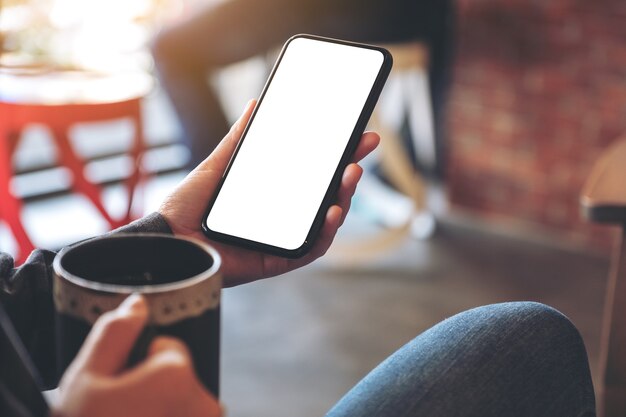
[
  {"xmin": 157, "ymin": 99, "xmax": 256, "ymax": 235},
  {"xmin": 195, "ymin": 99, "xmax": 256, "ymax": 174},
  {"xmin": 76, "ymin": 293, "xmax": 149, "ymax": 375}
]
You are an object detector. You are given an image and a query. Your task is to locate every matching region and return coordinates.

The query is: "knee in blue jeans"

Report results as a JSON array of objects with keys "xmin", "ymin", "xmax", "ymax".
[
  {"xmin": 455, "ymin": 302, "xmax": 591, "ymax": 373},
  {"xmin": 446, "ymin": 302, "xmax": 596, "ymax": 415},
  {"xmin": 476, "ymin": 302, "xmax": 586, "ymax": 352},
  {"xmin": 325, "ymin": 302, "xmax": 596, "ymax": 417}
]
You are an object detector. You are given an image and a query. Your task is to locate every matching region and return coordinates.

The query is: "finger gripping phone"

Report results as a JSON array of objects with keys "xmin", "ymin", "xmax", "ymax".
[{"xmin": 202, "ymin": 34, "xmax": 392, "ymax": 258}]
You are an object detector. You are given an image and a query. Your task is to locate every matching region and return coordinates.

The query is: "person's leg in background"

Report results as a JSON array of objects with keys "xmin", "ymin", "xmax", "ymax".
[
  {"xmin": 151, "ymin": 0, "xmax": 301, "ymax": 169},
  {"xmin": 326, "ymin": 302, "xmax": 596, "ymax": 417},
  {"xmin": 424, "ymin": 0, "xmax": 455, "ymax": 179},
  {"xmin": 151, "ymin": 0, "xmax": 451, "ymax": 170}
]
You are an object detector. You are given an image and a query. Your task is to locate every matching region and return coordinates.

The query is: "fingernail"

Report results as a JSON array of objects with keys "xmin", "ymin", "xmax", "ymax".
[{"xmin": 117, "ymin": 293, "xmax": 147, "ymax": 317}]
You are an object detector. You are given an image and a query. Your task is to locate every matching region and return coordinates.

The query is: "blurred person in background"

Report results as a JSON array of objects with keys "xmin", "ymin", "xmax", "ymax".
[{"xmin": 151, "ymin": 0, "xmax": 454, "ymax": 174}]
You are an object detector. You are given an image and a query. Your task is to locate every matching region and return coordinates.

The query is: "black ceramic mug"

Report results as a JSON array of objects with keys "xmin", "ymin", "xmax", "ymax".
[{"xmin": 52, "ymin": 233, "xmax": 222, "ymax": 396}]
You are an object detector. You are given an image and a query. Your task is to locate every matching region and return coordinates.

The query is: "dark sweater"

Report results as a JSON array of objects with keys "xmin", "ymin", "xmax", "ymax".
[{"xmin": 0, "ymin": 213, "xmax": 172, "ymax": 416}]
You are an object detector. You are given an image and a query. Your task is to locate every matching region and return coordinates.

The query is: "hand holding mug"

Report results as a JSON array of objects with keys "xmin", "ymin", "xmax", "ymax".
[
  {"xmin": 53, "ymin": 234, "xmax": 222, "ymax": 396},
  {"xmin": 51, "ymin": 295, "xmax": 222, "ymax": 417}
]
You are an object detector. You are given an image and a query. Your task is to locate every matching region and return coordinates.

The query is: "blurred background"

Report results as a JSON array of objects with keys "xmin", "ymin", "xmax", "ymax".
[{"xmin": 1, "ymin": 0, "xmax": 626, "ymax": 416}]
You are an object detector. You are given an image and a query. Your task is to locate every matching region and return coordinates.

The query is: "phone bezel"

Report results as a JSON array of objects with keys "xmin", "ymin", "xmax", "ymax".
[{"xmin": 201, "ymin": 34, "xmax": 393, "ymax": 258}]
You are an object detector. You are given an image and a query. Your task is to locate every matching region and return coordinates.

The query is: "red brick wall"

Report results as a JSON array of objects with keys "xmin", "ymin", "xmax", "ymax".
[{"xmin": 447, "ymin": 0, "xmax": 626, "ymax": 248}]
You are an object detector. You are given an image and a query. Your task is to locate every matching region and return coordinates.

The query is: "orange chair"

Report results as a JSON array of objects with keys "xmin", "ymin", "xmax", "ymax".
[{"xmin": 0, "ymin": 70, "xmax": 152, "ymax": 264}]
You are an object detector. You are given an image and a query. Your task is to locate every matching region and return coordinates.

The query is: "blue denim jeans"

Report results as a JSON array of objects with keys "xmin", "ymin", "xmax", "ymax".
[{"xmin": 326, "ymin": 302, "xmax": 596, "ymax": 417}]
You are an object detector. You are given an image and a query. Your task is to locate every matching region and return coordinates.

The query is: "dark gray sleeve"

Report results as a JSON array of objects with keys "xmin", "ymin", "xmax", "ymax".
[
  {"xmin": 0, "ymin": 212, "xmax": 172, "ymax": 388},
  {"xmin": 111, "ymin": 211, "xmax": 173, "ymax": 235},
  {"xmin": 0, "ymin": 249, "xmax": 57, "ymax": 389}
]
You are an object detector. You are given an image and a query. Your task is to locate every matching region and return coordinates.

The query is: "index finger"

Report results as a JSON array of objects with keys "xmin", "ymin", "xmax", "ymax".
[
  {"xmin": 75, "ymin": 294, "xmax": 148, "ymax": 375},
  {"xmin": 352, "ymin": 131, "xmax": 380, "ymax": 163}
]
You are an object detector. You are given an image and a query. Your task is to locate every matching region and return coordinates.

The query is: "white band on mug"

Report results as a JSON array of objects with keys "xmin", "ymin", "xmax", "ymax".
[{"xmin": 53, "ymin": 271, "xmax": 222, "ymax": 326}]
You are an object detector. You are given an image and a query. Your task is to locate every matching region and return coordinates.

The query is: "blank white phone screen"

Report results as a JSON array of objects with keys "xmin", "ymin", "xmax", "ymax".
[{"xmin": 205, "ymin": 37, "xmax": 385, "ymax": 250}]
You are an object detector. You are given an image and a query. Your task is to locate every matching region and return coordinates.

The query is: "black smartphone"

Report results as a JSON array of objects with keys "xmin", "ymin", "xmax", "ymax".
[{"xmin": 201, "ymin": 34, "xmax": 392, "ymax": 258}]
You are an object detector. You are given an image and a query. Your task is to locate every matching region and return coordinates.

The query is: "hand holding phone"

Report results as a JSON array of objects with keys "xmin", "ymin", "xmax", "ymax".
[
  {"xmin": 202, "ymin": 34, "xmax": 392, "ymax": 258},
  {"xmin": 158, "ymin": 100, "xmax": 380, "ymax": 287}
]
